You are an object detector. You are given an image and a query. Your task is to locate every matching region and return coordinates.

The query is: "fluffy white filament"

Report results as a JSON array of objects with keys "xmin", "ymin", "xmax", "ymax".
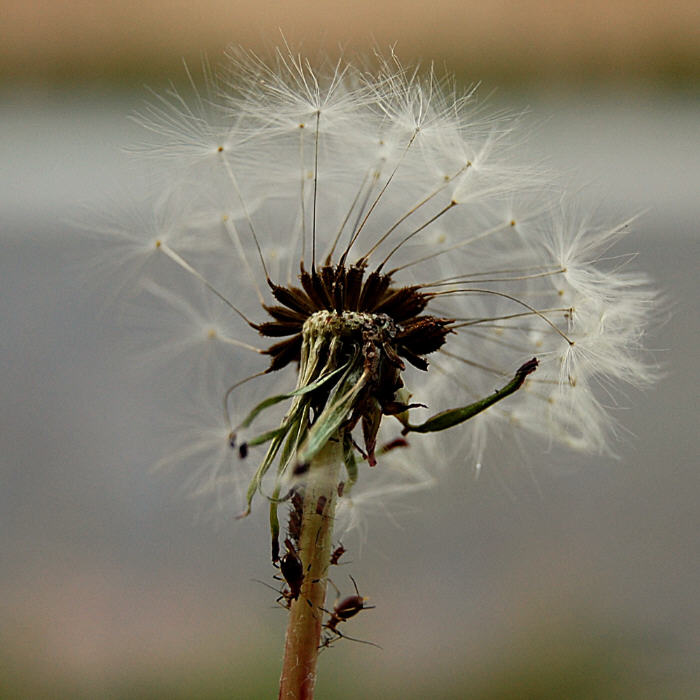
[{"xmin": 87, "ymin": 48, "xmax": 658, "ymax": 532}]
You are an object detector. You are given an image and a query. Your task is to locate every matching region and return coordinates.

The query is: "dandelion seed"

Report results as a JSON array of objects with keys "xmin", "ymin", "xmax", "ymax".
[{"xmin": 88, "ymin": 46, "xmax": 658, "ymax": 698}]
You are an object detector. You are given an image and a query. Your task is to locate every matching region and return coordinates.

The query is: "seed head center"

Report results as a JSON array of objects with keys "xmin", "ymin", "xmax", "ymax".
[{"xmin": 302, "ymin": 310, "xmax": 397, "ymax": 344}]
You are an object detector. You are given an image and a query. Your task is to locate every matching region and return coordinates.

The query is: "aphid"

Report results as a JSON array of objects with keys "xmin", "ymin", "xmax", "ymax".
[
  {"xmin": 330, "ymin": 543, "xmax": 346, "ymax": 566},
  {"xmin": 320, "ymin": 575, "xmax": 379, "ymax": 649},
  {"xmin": 287, "ymin": 489, "xmax": 304, "ymax": 546},
  {"xmin": 254, "ymin": 576, "xmax": 297, "ymax": 610},
  {"xmin": 278, "ymin": 537, "xmax": 305, "ymax": 604},
  {"xmin": 256, "ymin": 538, "xmax": 307, "ymax": 608},
  {"xmin": 377, "ymin": 437, "xmax": 409, "ymax": 455},
  {"xmin": 315, "ymin": 494, "xmax": 328, "ymax": 516},
  {"xmin": 265, "ymin": 538, "xmax": 318, "ymax": 611},
  {"xmin": 271, "ymin": 487, "xmax": 304, "ymax": 564}
]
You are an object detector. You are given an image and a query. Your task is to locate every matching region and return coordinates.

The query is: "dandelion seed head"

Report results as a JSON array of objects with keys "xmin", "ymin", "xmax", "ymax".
[{"xmin": 87, "ymin": 47, "xmax": 659, "ymax": 534}]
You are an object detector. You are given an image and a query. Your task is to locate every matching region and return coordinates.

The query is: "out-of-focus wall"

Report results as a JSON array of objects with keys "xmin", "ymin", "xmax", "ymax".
[{"xmin": 2, "ymin": 0, "xmax": 700, "ymax": 83}]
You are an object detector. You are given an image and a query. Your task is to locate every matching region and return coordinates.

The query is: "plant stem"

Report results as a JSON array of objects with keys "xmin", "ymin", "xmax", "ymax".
[{"xmin": 278, "ymin": 436, "xmax": 343, "ymax": 700}]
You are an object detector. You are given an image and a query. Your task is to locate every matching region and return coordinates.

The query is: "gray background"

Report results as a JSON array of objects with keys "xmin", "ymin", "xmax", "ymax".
[{"xmin": 2, "ymin": 82, "xmax": 698, "ymax": 698}]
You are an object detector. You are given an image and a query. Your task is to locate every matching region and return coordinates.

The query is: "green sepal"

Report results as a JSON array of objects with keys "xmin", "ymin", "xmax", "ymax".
[
  {"xmin": 245, "ymin": 426, "xmax": 287, "ymax": 448},
  {"xmin": 242, "ymin": 427, "xmax": 288, "ymax": 515},
  {"xmin": 237, "ymin": 361, "xmax": 349, "ymax": 430},
  {"xmin": 402, "ymin": 358, "xmax": 538, "ymax": 434},
  {"xmin": 239, "ymin": 353, "xmax": 343, "ymax": 516},
  {"xmin": 295, "ymin": 353, "xmax": 367, "ymax": 467}
]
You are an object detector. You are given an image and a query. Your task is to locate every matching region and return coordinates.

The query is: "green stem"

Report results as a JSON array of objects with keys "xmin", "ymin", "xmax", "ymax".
[{"xmin": 278, "ymin": 435, "xmax": 343, "ymax": 700}]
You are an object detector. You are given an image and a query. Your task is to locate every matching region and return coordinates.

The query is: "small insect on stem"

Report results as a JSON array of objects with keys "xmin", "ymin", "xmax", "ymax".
[
  {"xmin": 377, "ymin": 437, "xmax": 409, "ymax": 455},
  {"xmin": 262, "ymin": 538, "xmax": 312, "ymax": 610},
  {"xmin": 278, "ymin": 538, "xmax": 306, "ymax": 603},
  {"xmin": 253, "ymin": 577, "xmax": 297, "ymax": 610},
  {"xmin": 315, "ymin": 495, "xmax": 328, "ymax": 516},
  {"xmin": 330, "ymin": 543, "xmax": 346, "ymax": 566},
  {"xmin": 320, "ymin": 575, "xmax": 380, "ymax": 649},
  {"xmin": 256, "ymin": 537, "xmax": 317, "ymax": 610},
  {"xmin": 287, "ymin": 489, "xmax": 304, "ymax": 546}
]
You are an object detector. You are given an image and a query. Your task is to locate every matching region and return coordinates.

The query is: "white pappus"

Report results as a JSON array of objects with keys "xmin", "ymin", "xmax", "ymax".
[{"xmin": 85, "ymin": 47, "xmax": 658, "ymax": 539}]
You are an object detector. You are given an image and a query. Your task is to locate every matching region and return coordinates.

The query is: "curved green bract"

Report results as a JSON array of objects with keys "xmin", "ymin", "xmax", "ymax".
[
  {"xmin": 237, "ymin": 361, "xmax": 350, "ymax": 430},
  {"xmin": 401, "ymin": 358, "xmax": 538, "ymax": 434}
]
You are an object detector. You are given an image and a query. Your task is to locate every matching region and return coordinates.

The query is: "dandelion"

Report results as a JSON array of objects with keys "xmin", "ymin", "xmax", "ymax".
[{"xmin": 90, "ymin": 47, "xmax": 657, "ymax": 698}]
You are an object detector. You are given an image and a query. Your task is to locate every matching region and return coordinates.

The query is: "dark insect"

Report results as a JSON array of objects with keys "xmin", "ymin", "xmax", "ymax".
[
  {"xmin": 255, "ymin": 539, "xmax": 315, "ymax": 611},
  {"xmin": 320, "ymin": 575, "xmax": 379, "ymax": 649},
  {"xmin": 315, "ymin": 495, "xmax": 328, "ymax": 516},
  {"xmin": 255, "ymin": 538, "xmax": 308, "ymax": 609},
  {"xmin": 377, "ymin": 437, "xmax": 409, "ymax": 455},
  {"xmin": 278, "ymin": 538, "xmax": 305, "ymax": 605},
  {"xmin": 330, "ymin": 544, "xmax": 346, "ymax": 566},
  {"xmin": 287, "ymin": 489, "xmax": 304, "ymax": 546}
]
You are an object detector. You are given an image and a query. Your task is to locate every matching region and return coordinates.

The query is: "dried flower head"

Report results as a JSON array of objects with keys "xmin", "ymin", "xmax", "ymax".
[{"xmin": 88, "ymin": 48, "xmax": 657, "ymax": 544}]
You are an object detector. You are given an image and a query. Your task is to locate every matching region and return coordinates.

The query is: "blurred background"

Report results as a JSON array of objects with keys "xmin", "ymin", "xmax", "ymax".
[{"xmin": 2, "ymin": 1, "xmax": 698, "ymax": 697}]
